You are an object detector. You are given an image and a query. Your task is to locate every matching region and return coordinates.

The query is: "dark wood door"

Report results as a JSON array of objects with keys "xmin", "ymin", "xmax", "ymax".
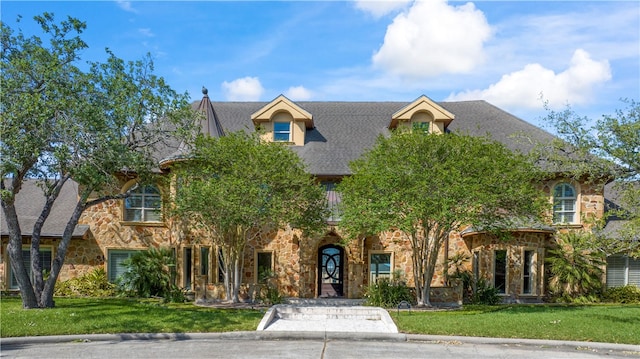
[{"xmin": 318, "ymin": 245, "xmax": 344, "ymax": 297}]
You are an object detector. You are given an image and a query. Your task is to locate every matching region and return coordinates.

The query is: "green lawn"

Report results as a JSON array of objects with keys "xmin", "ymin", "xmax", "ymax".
[
  {"xmin": 2, "ymin": 297, "xmax": 639, "ymax": 345},
  {"xmin": 0, "ymin": 297, "xmax": 263, "ymax": 338},
  {"xmin": 394, "ymin": 304, "xmax": 640, "ymax": 345}
]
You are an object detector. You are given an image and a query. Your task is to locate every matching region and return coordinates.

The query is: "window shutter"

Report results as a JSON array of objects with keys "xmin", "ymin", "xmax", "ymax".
[
  {"xmin": 606, "ymin": 255, "xmax": 626, "ymax": 288},
  {"xmin": 628, "ymin": 257, "xmax": 640, "ymax": 287}
]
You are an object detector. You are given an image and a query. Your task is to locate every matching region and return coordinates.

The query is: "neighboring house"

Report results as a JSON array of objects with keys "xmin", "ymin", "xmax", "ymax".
[
  {"xmin": 1, "ymin": 92, "xmax": 612, "ymax": 303},
  {"xmin": 602, "ymin": 183, "xmax": 640, "ymax": 288}
]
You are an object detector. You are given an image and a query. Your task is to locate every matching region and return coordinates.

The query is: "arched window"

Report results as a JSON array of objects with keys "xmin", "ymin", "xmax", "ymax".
[
  {"xmin": 553, "ymin": 183, "xmax": 576, "ymax": 224},
  {"xmin": 124, "ymin": 184, "xmax": 162, "ymax": 222}
]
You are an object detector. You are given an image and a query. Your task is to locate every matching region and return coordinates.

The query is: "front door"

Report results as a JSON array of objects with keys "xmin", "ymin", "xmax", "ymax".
[{"xmin": 318, "ymin": 245, "xmax": 344, "ymax": 297}]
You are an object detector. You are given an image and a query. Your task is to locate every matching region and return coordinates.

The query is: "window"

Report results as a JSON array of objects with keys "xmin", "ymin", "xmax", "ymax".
[
  {"xmin": 9, "ymin": 247, "xmax": 52, "ymax": 289},
  {"xmin": 217, "ymin": 249, "xmax": 225, "ymax": 283},
  {"xmin": 607, "ymin": 255, "xmax": 640, "ymax": 288},
  {"xmin": 522, "ymin": 250, "xmax": 535, "ymax": 294},
  {"xmin": 107, "ymin": 250, "xmax": 139, "ymax": 283},
  {"xmin": 273, "ymin": 122, "xmax": 291, "ymax": 142},
  {"xmin": 200, "ymin": 247, "xmax": 210, "ymax": 278},
  {"xmin": 322, "ymin": 181, "xmax": 342, "ymax": 223},
  {"xmin": 412, "ymin": 122, "xmax": 430, "ymax": 134},
  {"xmin": 553, "ymin": 183, "xmax": 577, "ymax": 224},
  {"xmin": 184, "ymin": 247, "xmax": 193, "ymax": 290},
  {"xmin": 369, "ymin": 252, "xmax": 392, "ymax": 283},
  {"xmin": 494, "ymin": 250, "xmax": 507, "ymax": 294},
  {"xmin": 124, "ymin": 184, "xmax": 162, "ymax": 222},
  {"xmin": 256, "ymin": 251, "xmax": 274, "ymax": 284}
]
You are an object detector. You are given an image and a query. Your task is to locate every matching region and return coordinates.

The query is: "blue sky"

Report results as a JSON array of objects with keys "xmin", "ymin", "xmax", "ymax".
[{"xmin": 2, "ymin": 1, "xmax": 639, "ymax": 130}]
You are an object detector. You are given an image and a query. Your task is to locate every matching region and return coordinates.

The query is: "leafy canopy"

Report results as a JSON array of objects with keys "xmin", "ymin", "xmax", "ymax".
[
  {"xmin": 172, "ymin": 131, "xmax": 328, "ymax": 236},
  {"xmin": 339, "ymin": 132, "xmax": 548, "ymax": 238}
]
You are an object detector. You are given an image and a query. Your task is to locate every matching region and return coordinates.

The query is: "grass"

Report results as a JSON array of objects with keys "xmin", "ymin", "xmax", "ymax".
[
  {"xmin": 0, "ymin": 297, "xmax": 263, "ymax": 338},
  {"xmin": 393, "ymin": 304, "xmax": 640, "ymax": 345},
  {"xmin": 2, "ymin": 297, "xmax": 639, "ymax": 344}
]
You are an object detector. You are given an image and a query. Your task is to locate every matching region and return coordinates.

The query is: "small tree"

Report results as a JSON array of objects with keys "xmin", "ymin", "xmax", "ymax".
[
  {"xmin": 118, "ymin": 247, "xmax": 183, "ymax": 302},
  {"xmin": 539, "ymin": 100, "xmax": 639, "ymax": 257},
  {"xmin": 0, "ymin": 13, "xmax": 196, "ymax": 308},
  {"xmin": 171, "ymin": 132, "xmax": 327, "ymax": 303},
  {"xmin": 339, "ymin": 132, "xmax": 548, "ymax": 306}
]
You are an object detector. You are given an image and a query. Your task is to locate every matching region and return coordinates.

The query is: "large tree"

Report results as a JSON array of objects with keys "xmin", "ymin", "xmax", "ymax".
[
  {"xmin": 338, "ymin": 131, "xmax": 548, "ymax": 306},
  {"xmin": 170, "ymin": 132, "xmax": 328, "ymax": 303},
  {"xmin": 0, "ymin": 13, "xmax": 197, "ymax": 308},
  {"xmin": 540, "ymin": 100, "xmax": 639, "ymax": 257}
]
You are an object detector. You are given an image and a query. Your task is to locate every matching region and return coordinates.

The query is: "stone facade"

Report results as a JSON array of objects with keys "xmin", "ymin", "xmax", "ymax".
[{"xmin": 1, "ymin": 176, "xmax": 603, "ymax": 304}]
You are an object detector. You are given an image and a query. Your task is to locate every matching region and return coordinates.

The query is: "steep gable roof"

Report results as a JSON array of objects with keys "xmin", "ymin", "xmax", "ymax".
[
  {"xmin": 199, "ymin": 99, "xmax": 557, "ymax": 176},
  {"xmin": 0, "ymin": 180, "xmax": 89, "ymax": 239}
]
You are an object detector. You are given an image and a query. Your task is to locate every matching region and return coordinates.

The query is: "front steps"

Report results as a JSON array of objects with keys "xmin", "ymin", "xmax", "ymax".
[{"xmin": 256, "ymin": 303, "xmax": 398, "ymax": 333}]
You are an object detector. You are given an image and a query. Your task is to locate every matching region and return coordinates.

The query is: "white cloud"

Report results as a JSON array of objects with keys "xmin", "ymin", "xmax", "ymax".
[
  {"xmin": 353, "ymin": 0, "xmax": 412, "ymax": 18},
  {"xmin": 115, "ymin": 1, "xmax": 137, "ymax": 13},
  {"xmin": 138, "ymin": 28, "xmax": 154, "ymax": 37},
  {"xmin": 446, "ymin": 49, "xmax": 612, "ymax": 109},
  {"xmin": 285, "ymin": 86, "xmax": 313, "ymax": 100},
  {"xmin": 372, "ymin": 0, "xmax": 492, "ymax": 78},
  {"xmin": 221, "ymin": 77, "xmax": 264, "ymax": 101}
]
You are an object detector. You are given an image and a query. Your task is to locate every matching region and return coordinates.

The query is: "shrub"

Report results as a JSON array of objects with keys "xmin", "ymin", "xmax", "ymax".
[
  {"xmin": 54, "ymin": 268, "xmax": 116, "ymax": 297},
  {"xmin": 601, "ymin": 285, "xmax": 640, "ymax": 303},
  {"xmin": 469, "ymin": 277, "xmax": 502, "ymax": 305},
  {"xmin": 256, "ymin": 269, "xmax": 283, "ymax": 305},
  {"xmin": 546, "ymin": 231, "xmax": 604, "ymax": 303},
  {"xmin": 364, "ymin": 272, "xmax": 415, "ymax": 308},
  {"xmin": 117, "ymin": 247, "xmax": 184, "ymax": 302}
]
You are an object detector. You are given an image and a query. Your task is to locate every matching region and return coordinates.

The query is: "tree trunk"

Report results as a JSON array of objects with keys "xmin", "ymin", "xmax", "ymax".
[{"xmin": 1, "ymin": 188, "xmax": 38, "ymax": 308}]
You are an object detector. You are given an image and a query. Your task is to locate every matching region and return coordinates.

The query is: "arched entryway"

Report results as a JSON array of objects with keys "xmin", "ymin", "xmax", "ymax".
[{"xmin": 318, "ymin": 244, "xmax": 344, "ymax": 297}]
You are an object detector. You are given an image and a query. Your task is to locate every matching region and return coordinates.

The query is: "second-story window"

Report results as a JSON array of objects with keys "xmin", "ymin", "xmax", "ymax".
[
  {"xmin": 553, "ymin": 183, "xmax": 577, "ymax": 224},
  {"xmin": 124, "ymin": 184, "xmax": 162, "ymax": 222},
  {"xmin": 273, "ymin": 122, "xmax": 291, "ymax": 142}
]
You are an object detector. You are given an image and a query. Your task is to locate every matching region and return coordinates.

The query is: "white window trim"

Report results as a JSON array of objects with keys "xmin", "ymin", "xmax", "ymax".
[
  {"xmin": 552, "ymin": 182, "xmax": 580, "ymax": 225},
  {"xmin": 121, "ymin": 181, "xmax": 163, "ymax": 224},
  {"xmin": 273, "ymin": 121, "xmax": 292, "ymax": 142},
  {"xmin": 369, "ymin": 251, "xmax": 394, "ymax": 284}
]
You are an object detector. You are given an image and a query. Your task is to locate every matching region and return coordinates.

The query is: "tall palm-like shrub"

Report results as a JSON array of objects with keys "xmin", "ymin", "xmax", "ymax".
[
  {"xmin": 546, "ymin": 231, "xmax": 605, "ymax": 302},
  {"xmin": 119, "ymin": 247, "xmax": 183, "ymax": 302}
]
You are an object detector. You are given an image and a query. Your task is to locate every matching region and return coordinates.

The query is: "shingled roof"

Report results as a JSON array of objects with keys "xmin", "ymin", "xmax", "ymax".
[
  {"xmin": 0, "ymin": 180, "xmax": 89, "ymax": 239},
  {"xmin": 182, "ymin": 98, "xmax": 557, "ymax": 176}
]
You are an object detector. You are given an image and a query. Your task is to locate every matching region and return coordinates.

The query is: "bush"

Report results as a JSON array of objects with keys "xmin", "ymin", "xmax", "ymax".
[
  {"xmin": 469, "ymin": 278, "xmax": 502, "ymax": 305},
  {"xmin": 601, "ymin": 285, "xmax": 640, "ymax": 303},
  {"xmin": 364, "ymin": 272, "xmax": 415, "ymax": 308},
  {"xmin": 118, "ymin": 247, "xmax": 184, "ymax": 302},
  {"xmin": 54, "ymin": 268, "xmax": 116, "ymax": 297},
  {"xmin": 546, "ymin": 231, "xmax": 604, "ymax": 303}
]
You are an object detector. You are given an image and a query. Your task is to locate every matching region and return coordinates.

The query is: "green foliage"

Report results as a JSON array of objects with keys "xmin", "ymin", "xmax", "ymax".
[
  {"xmin": 546, "ymin": 231, "xmax": 605, "ymax": 303},
  {"xmin": 0, "ymin": 13, "xmax": 197, "ymax": 308},
  {"xmin": 364, "ymin": 273, "xmax": 415, "ymax": 308},
  {"xmin": 54, "ymin": 268, "xmax": 116, "ymax": 297},
  {"xmin": 339, "ymin": 131, "xmax": 548, "ymax": 305},
  {"xmin": 117, "ymin": 247, "xmax": 184, "ymax": 303},
  {"xmin": 171, "ymin": 131, "xmax": 328, "ymax": 302},
  {"xmin": 468, "ymin": 278, "xmax": 502, "ymax": 305},
  {"xmin": 601, "ymin": 285, "xmax": 640, "ymax": 303},
  {"xmin": 540, "ymin": 100, "xmax": 640, "ymax": 257}
]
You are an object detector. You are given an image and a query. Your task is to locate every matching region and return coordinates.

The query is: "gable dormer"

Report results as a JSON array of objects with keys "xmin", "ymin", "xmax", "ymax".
[
  {"xmin": 251, "ymin": 95, "xmax": 313, "ymax": 146},
  {"xmin": 389, "ymin": 95, "xmax": 454, "ymax": 134}
]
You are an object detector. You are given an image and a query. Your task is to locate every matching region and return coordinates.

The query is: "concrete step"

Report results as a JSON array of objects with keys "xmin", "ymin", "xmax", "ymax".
[
  {"xmin": 275, "ymin": 306, "xmax": 382, "ymax": 320},
  {"xmin": 256, "ymin": 305, "xmax": 399, "ymax": 333},
  {"xmin": 284, "ymin": 298, "xmax": 365, "ymax": 306}
]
